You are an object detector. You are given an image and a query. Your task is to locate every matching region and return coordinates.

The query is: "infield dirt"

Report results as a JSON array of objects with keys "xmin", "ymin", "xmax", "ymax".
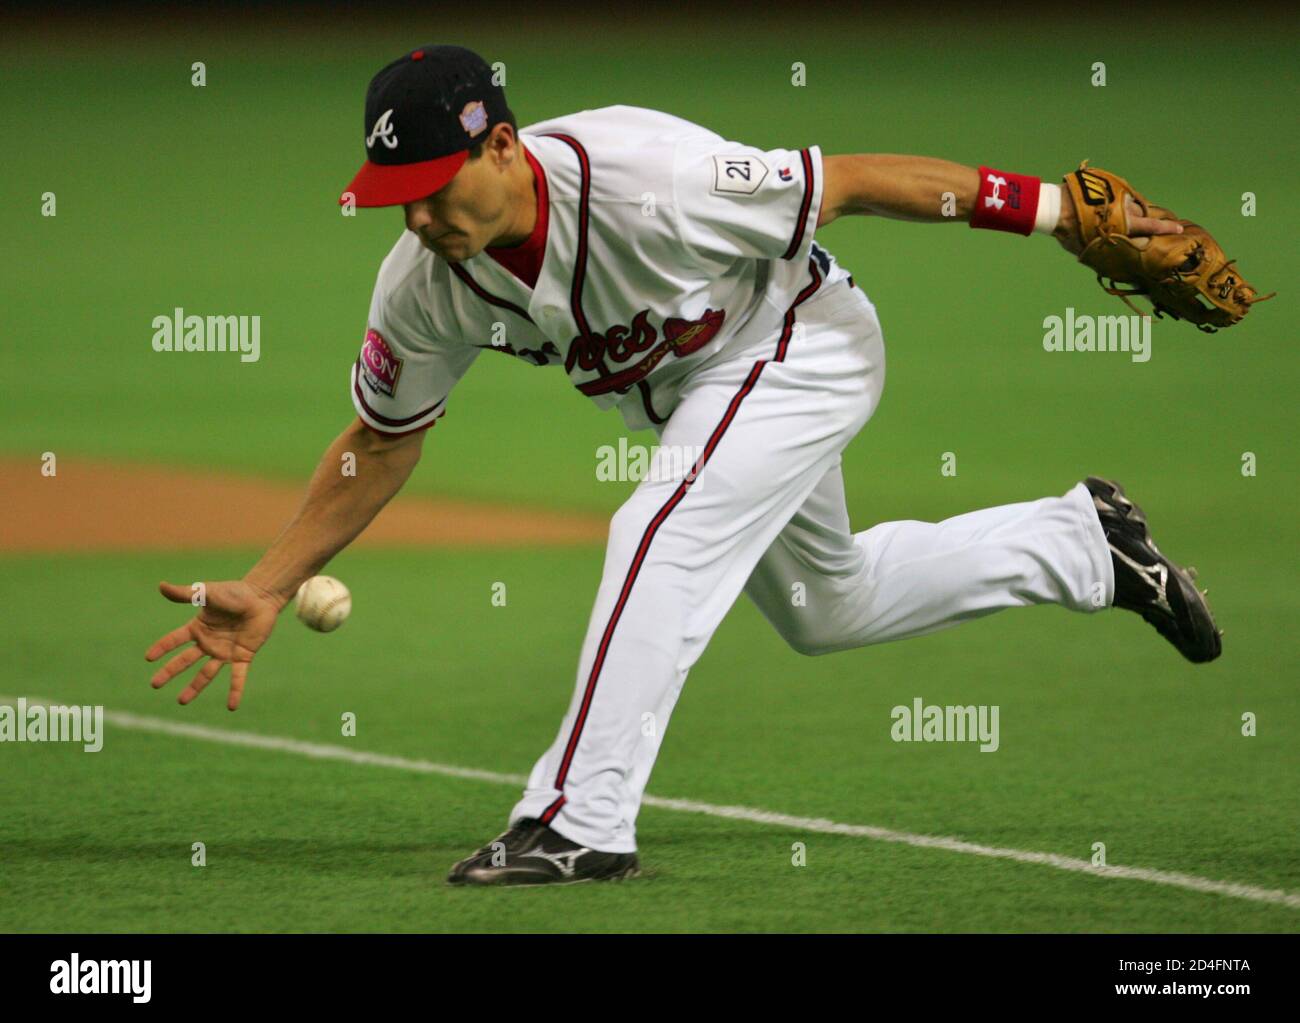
[{"xmin": 0, "ymin": 458, "xmax": 608, "ymax": 552}]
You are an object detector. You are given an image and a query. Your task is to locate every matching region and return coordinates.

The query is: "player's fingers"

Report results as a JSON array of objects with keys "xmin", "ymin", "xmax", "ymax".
[
  {"xmin": 145, "ymin": 623, "xmax": 194, "ymax": 662},
  {"xmin": 150, "ymin": 645, "xmax": 203, "ymax": 688},
  {"xmin": 227, "ymin": 662, "xmax": 249, "ymax": 712},
  {"xmin": 158, "ymin": 580, "xmax": 200, "ymax": 605},
  {"xmin": 178, "ymin": 659, "xmax": 223, "ymax": 706},
  {"xmin": 1130, "ymin": 215, "xmax": 1183, "ymax": 238}
]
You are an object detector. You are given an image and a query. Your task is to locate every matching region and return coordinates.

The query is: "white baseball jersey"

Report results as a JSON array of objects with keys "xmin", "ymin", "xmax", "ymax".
[
  {"xmin": 345, "ymin": 103, "xmax": 1113, "ymax": 855},
  {"xmin": 350, "ymin": 104, "xmax": 850, "ymax": 434}
]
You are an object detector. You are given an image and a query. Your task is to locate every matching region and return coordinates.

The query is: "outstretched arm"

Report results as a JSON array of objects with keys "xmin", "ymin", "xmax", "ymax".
[
  {"xmin": 817, "ymin": 154, "xmax": 1182, "ymax": 252},
  {"xmin": 145, "ymin": 417, "xmax": 426, "ymax": 709},
  {"xmin": 242, "ymin": 417, "xmax": 425, "ymax": 604}
]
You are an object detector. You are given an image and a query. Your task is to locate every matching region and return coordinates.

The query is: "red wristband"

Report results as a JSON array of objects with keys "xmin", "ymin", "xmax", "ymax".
[{"xmin": 969, "ymin": 166, "xmax": 1041, "ymax": 236}]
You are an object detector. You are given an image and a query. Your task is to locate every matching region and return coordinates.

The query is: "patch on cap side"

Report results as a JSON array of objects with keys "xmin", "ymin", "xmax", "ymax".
[{"xmin": 459, "ymin": 100, "xmax": 488, "ymax": 138}]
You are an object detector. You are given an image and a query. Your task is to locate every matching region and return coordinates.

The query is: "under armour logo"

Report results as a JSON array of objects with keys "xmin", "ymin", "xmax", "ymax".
[
  {"xmin": 366, "ymin": 109, "xmax": 398, "ymax": 150},
  {"xmin": 984, "ymin": 174, "xmax": 1008, "ymax": 210}
]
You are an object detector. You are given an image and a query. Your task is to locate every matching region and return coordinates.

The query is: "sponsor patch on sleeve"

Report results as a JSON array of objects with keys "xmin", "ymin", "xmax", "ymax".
[
  {"xmin": 359, "ymin": 327, "xmax": 403, "ymax": 397},
  {"xmin": 711, "ymin": 155, "xmax": 769, "ymax": 196}
]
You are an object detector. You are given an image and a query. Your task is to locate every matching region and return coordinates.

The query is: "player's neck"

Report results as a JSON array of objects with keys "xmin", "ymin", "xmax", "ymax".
[{"xmin": 488, "ymin": 147, "xmax": 538, "ymax": 249}]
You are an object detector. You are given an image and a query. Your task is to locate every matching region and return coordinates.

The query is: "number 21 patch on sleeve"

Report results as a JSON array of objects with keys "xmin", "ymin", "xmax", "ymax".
[{"xmin": 711, "ymin": 155, "xmax": 769, "ymax": 195}]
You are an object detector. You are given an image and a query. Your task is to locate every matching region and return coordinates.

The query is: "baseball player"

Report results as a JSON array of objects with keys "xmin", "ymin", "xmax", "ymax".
[{"xmin": 147, "ymin": 45, "xmax": 1249, "ymax": 887}]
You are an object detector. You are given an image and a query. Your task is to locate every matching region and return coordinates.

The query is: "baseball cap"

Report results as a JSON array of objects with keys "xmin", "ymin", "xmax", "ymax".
[{"xmin": 340, "ymin": 45, "xmax": 511, "ymax": 208}]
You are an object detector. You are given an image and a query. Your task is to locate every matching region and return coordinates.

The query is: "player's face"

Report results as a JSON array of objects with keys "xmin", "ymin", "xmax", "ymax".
[{"xmin": 404, "ymin": 133, "xmax": 518, "ymax": 262}]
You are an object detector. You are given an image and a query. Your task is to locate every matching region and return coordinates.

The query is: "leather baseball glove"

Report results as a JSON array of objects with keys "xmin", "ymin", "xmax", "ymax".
[{"xmin": 1062, "ymin": 162, "xmax": 1272, "ymax": 332}]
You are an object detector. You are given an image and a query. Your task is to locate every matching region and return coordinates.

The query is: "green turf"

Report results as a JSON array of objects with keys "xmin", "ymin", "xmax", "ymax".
[
  {"xmin": 0, "ymin": 10, "xmax": 1297, "ymax": 932},
  {"xmin": 0, "ymin": 548, "xmax": 1296, "ymax": 932}
]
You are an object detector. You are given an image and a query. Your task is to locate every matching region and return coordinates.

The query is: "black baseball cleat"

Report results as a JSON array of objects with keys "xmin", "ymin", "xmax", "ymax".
[
  {"xmin": 446, "ymin": 818, "xmax": 640, "ymax": 887},
  {"xmin": 1084, "ymin": 476, "xmax": 1222, "ymax": 663}
]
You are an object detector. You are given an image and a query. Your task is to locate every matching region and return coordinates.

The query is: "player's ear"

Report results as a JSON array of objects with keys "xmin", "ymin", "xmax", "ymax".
[{"xmin": 487, "ymin": 121, "xmax": 518, "ymax": 165}]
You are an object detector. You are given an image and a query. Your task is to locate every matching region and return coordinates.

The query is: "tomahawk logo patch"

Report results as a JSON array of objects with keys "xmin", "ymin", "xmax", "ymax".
[
  {"xmin": 711, "ymin": 155, "xmax": 769, "ymax": 195},
  {"xmin": 359, "ymin": 328, "xmax": 403, "ymax": 396}
]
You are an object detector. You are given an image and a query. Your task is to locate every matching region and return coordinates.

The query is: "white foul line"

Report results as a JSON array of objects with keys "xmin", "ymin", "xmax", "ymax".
[{"xmin": 8, "ymin": 696, "xmax": 1299, "ymax": 911}]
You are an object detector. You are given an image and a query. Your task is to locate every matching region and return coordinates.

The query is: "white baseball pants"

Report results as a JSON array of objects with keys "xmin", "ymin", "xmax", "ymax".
[{"xmin": 511, "ymin": 279, "xmax": 1114, "ymax": 852}]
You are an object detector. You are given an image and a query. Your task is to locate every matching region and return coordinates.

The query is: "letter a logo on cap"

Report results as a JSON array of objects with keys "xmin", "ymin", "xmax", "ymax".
[
  {"xmin": 367, "ymin": 109, "xmax": 399, "ymax": 150},
  {"xmin": 342, "ymin": 46, "xmax": 509, "ymax": 207}
]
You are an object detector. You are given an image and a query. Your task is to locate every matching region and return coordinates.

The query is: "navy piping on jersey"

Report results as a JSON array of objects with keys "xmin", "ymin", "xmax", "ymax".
[
  {"xmin": 636, "ymin": 380, "xmax": 666, "ymax": 425},
  {"xmin": 447, "ymin": 263, "xmax": 535, "ymax": 323},
  {"xmin": 779, "ymin": 148, "xmax": 816, "ymax": 261},
  {"xmin": 537, "ymin": 132, "xmax": 649, "ymax": 415},
  {"xmin": 538, "ymin": 256, "xmax": 825, "ymax": 828},
  {"xmin": 446, "ymin": 132, "xmax": 618, "ymax": 391},
  {"xmin": 538, "ymin": 133, "xmax": 596, "ymax": 339}
]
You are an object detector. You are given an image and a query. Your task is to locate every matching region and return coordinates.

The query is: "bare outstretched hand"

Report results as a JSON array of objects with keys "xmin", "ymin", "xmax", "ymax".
[{"xmin": 145, "ymin": 580, "xmax": 286, "ymax": 710}]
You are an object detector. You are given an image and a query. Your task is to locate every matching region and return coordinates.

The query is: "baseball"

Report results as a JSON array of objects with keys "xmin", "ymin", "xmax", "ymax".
[{"xmin": 295, "ymin": 575, "xmax": 351, "ymax": 633}]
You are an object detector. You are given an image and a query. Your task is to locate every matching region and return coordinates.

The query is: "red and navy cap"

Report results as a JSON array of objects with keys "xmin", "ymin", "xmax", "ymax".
[{"xmin": 340, "ymin": 45, "xmax": 511, "ymax": 208}]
